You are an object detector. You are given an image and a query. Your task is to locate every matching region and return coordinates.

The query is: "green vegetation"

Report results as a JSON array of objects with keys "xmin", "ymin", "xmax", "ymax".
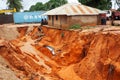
[
  {"xmin": 69, "ymin": 24, "xmax": 82, "ymax": 29},
  {"xmin": 7, "ymin": 0, "xmax": 23, "ymax": 12},
  {"xmin": 30, "ymin": 2, "xmax": 45, "ymax": 11},
  {"xmin": 45, "ymin": 0, "xmax": 68, "ymax": 10},
  {"xmin": 29, "ymin": 0, "xmax": 67, "ymax": 11},
  {"xmin": 69, "ymin": 25, "xmax": 97, "ymax": 30},
  {"xmin": 61, "ymin": 32, "xmax": 64, "ymax": 38},
  {"xmin": 116, "ymin": 0, "xmax": 120, "ymax": 9},
  {"xmin": 118, "ymin": 8, "xmax": 120, "ymax": 11},
  {"xmin": 78, "ymin": 0, "xmax": 112, "ymax": 10},
  {"xmin": 6, "ymin": 0, "xmax": 67, "ymax": 12}
]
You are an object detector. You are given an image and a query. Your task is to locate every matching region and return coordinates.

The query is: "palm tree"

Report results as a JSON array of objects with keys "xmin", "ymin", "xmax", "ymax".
[{"xmin": 7, "ymin": 0, "xmax": 23, "ymax": 12}]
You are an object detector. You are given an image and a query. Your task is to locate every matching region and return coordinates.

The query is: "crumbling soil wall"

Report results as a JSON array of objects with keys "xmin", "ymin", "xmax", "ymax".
[
  {"xmin": 39, "ymin": 27, "xmax": 88, "ymax": 65},
  {"xmin": 0, "ymin": 25, "xmax": 34, "ymax": 40},
  {"xmin": 73, "ymin": 33, "xmax": 120, "ymax": 80},
  {"xmin": 0, "ymin": 26, "xmax": 120, "ymax": 80}
]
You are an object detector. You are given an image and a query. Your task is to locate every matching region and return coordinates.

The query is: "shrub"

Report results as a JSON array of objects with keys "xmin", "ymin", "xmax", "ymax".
[
  {"xmin": 61, "ymin": 32, "xmax": 64, "ymax": 38},
  {"xmin": 69, "ymin": 24, "xmax": 81, "ymax": 29}
]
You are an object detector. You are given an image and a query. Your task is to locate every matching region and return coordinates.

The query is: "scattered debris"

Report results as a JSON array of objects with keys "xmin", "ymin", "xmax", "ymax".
[{"xmin": 44, "ymin": 45, "xmax": 56, "ymax": 55}]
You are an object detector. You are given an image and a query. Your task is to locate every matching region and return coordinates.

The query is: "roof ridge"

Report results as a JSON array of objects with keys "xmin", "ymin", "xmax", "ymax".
[{"xmin": 43, "ymin": 2, "xmax": 103, "ymax": 16}]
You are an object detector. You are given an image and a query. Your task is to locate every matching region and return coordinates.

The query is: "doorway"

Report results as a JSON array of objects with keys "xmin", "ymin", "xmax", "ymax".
[{"xmin": 52, "ymin": 16, "xmax": 54, "ymax": 26}]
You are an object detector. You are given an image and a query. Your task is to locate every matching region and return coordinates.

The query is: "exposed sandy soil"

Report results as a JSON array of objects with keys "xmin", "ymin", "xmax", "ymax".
[
  {"xmin": 0, "ymin": 23, "xmax": 40, "ymax": 40},
  {"xmin": 0, "ymin": 55, "xmax": 20, "ymax": 80},
  {"xmin": 0, "ymin": 25, "xmax": 120, "ymax": 80}
]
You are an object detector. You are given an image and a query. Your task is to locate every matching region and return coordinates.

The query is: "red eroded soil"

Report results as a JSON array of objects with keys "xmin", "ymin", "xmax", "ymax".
[{"xmin": 0, "ymin": 26, "xmax": 120, "ymax": 80}]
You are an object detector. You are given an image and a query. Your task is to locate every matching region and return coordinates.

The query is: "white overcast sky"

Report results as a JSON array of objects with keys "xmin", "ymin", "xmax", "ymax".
[{"xmin": 0, "ymin": 0, "xmax": 118, "ymax": 10}]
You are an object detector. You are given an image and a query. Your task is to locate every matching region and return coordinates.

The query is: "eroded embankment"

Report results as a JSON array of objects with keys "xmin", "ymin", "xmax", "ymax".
[
  {"xmin": 74, "ymin": 32, "xmax": 120, "ymax": 80},
  {"xmin": 0, "ymin": 25, "xmax": 34, "ymax": 40},
  {"xmin": 0, "ymin": 26, "xmax": 120, "ymax": 80}
]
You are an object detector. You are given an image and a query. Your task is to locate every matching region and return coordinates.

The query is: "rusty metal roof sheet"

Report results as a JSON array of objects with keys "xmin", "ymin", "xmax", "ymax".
[{"xmin": 43, "ymin": 3, "xmax": 103, "ymax": 16}]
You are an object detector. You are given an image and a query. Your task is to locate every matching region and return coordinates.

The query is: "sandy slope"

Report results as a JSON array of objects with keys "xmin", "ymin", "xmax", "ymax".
[{"xmin": 0, "ymin": 56, "xmax": 20, "ymax": 80}]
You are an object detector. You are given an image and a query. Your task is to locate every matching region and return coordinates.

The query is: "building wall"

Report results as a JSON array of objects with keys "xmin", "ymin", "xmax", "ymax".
[
  {"xmin": 48, "ymin": 15, "xmax": 61, "ymax": 28},
  {"xmin": 54, "ymin": 15, "xmax": 61, "ymax": 28},
  {"xmin": 48, "ymin": 15, "xmax": 68, "ymax": 29},
  {"xmin": 48, "ymin": 15, "xmax": 53, "ymax": 26},
  {"xmin": 68, "ymin": 15, "xmax": 99, "ymax": 27},
  {"xmin": 0, "ymin": 14, "xmax": 14, "ymax": 24},
  {"xmin": 60, "ymin": 15, "xmax": 69, "ymax": 29},
  {"xmin": 48, "ymin": 15, "xmax": 99, "ymax": 29}
]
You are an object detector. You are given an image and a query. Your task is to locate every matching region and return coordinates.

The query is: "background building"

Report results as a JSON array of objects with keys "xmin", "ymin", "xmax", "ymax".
[{"xmin": 44, "ymin": 3, "xmax": 103, "ymax": 28}]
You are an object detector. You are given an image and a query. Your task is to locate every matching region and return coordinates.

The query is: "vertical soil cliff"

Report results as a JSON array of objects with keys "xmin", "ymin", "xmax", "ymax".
[{"xmin": 0, "ymin": 26, "xmax": 120, "ymax": 80}]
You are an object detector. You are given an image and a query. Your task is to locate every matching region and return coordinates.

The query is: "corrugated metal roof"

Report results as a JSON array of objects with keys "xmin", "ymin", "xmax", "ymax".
[{"xmin": 43, "ymin": 3, "xmax": 103, "ymax": 16}]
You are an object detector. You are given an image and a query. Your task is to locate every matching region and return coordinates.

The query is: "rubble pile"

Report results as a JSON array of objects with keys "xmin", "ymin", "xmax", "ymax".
[{"xmin": 0, "ymin": 26, "xmax": 120, "ymax": 80}]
